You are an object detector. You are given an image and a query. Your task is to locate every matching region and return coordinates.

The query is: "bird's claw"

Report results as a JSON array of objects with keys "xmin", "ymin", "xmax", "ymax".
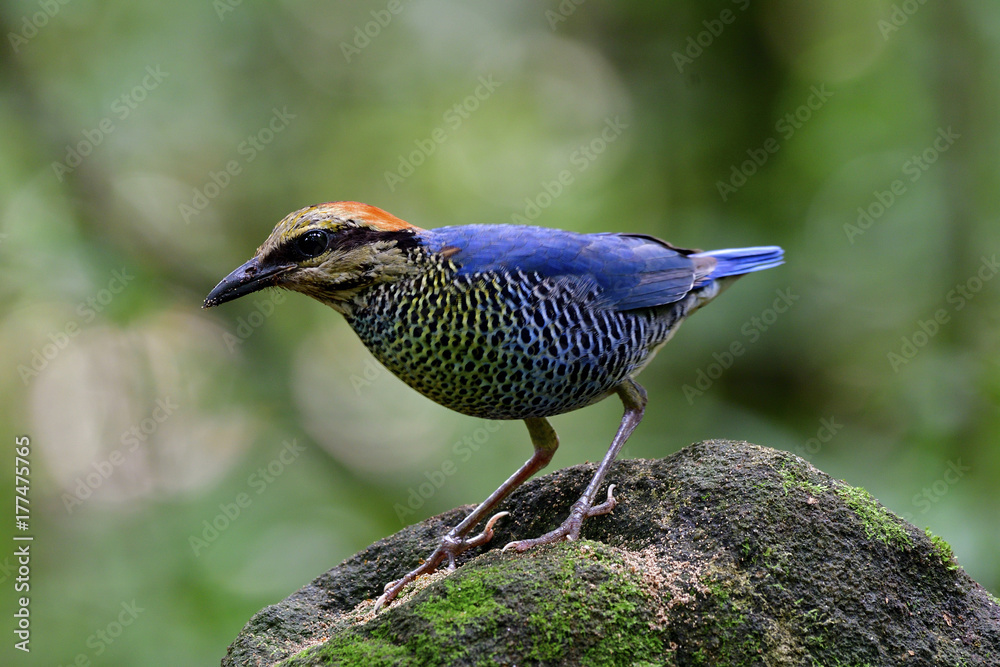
[
  {"xmin": 586, "ymin": 484, "xmax": 617, "ymax": 517},
  {"xmin": 462, "ymin": 510, "xmax": 509, "ymax": 549},
  {"xmin": 373, "ymin": 510, "xmax": 510, "ymax": 613},
  {"xmin": 502, "ymin": 485, "xmax": 618, "ymax": 554}
]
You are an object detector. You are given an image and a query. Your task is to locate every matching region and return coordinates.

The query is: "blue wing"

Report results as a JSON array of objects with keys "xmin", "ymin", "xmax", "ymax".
[
  {"xmin": 424, "ymin": 225, "xmax": 782, "ymax": 311},
  {"xmin": 424, "ymin": 225, "xmax": 686, "ymax": 310}
]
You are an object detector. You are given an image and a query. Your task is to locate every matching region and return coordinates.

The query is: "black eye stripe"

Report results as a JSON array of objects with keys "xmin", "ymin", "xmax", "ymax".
[
  {"xmin": 276, "ymin": 225, "xmax": 422, "ymax": 264},
  {"xmin": 328, "ymin": 225, "xmax": 419, "ymax": 252}
]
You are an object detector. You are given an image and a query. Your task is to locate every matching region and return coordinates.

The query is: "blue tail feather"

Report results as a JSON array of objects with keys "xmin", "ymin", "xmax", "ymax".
[{"xmin": 693, "ymin": 246, "xmax": 784, "ymax": 279}]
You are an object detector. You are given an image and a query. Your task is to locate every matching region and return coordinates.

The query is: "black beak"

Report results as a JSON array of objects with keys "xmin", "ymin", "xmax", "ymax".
[{"xmin": 203, "ymin": 257, "xmax": 293, "ymax": 308}]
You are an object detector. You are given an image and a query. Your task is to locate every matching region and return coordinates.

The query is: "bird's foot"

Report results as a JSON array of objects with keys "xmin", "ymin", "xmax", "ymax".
[
  {"xmin": 373, "ymin": 511, "xmax": 508, "ymax": 613},
  {"xmin": 502, "ymin": 484, "xmax": 617, "ymax": 553}
]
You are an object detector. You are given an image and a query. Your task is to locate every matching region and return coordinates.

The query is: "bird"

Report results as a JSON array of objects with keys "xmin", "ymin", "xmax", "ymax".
[{"xmin": 203, "ymin": 201, "xmax": 784, "ymax": 611}]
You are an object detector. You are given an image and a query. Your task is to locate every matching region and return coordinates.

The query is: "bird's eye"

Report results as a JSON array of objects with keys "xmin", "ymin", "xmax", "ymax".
[{"xmin": 294, "ymin": 230, "xmax": 330, "ymax": 259}]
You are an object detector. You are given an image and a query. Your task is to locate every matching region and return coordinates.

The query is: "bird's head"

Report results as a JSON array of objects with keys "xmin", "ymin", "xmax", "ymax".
[{"xmin": 203, "ymin": 202, "xmax": 424, "ymax": 314}]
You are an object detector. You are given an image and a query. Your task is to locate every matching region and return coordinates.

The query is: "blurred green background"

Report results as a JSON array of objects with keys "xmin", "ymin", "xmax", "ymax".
[{"xmin": 2, "ymin": 1, "xmax": 998, "ymax": 664}]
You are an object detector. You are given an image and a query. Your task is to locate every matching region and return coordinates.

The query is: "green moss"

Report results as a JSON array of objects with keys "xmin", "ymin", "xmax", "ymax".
[
  {"xmin": 925, "ymin": 528, "xmax": 959, "ymax": 571},
  {"xmin": 524, "ymin": 544, "xmax": 664, "ymax": 665},
  {"xmin": 280, "ymin": 630, "xmax": 415, "ymax": 666},
  {"xmin": 281, "ymin": 543, "xmax": 666, "ymax": 666},
  {"xmin": 276, "ymin": 566, "xmax": 514, "ymax": 667},
  {"xmin": 778, "ymin": 462, "xmax": 829, "ymax": 497},
  {"xmin": 406, "ymin": 565, "xmax": 511, "ymax": 664},
  {"xmin": 835, "ymin": 483, "xmax": 912, "ymax": 550}
]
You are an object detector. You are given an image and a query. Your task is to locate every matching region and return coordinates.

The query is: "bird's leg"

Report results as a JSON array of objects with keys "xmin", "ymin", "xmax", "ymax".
[
  {"xmin": 373, "ymin": 417, "xmax": 559, "ymax": 612},
  {"xmin": 503, "ymin": 379, "xmax": 647, "ymax": 553}
]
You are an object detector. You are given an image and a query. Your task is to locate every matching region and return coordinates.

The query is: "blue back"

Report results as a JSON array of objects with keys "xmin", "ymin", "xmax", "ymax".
[{"xmin": 424, "ymin": 225, "xmax": 782, "ymax": 311}]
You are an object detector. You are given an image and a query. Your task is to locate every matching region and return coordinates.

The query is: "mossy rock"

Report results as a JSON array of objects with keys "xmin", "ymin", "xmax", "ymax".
[{"xmin": 222, "ymin": 440, "xmax": 1000, "ymax": 666}]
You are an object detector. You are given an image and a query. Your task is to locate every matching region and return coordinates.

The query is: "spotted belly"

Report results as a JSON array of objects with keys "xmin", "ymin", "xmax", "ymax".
[{"xmin": 347, "ymin": 270, "xmax": 681, "ymax": 420}]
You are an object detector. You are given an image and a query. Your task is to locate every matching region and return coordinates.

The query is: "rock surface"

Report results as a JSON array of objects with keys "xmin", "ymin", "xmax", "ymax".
[{"xmin": 222, "ymin": 440, "xmax": 1000, "ymax": 666}]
